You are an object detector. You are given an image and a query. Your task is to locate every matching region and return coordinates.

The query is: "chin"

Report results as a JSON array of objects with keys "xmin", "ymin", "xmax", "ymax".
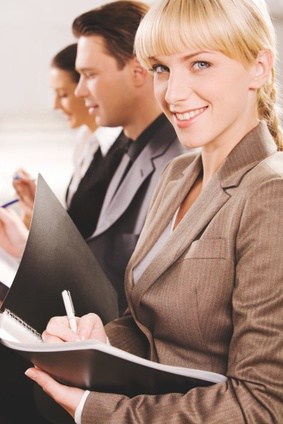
[{"xmin": 68, "ymin": 120, "xmax": 78, "ymax": 129}]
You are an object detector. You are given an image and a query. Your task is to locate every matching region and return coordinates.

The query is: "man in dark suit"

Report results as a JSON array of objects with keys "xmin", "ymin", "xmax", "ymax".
[
  {"xmin": 73, "ymin": 1, "xmax": 185, "ymax": 314},
  {"xmin": 66, "ymin": 128, "xmax": 128, "ymax": 239}
]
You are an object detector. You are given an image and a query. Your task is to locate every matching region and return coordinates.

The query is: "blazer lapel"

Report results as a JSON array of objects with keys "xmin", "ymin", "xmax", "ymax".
[
  {"xmin": 129, "ymin": 155, "xmax": 202, "ymax": 266},
  {"xmin": 91, "ymin": 120, "xmax": 177, "ymax": 238},
  {"xmin": 128, "ymin": 121, "xmax": 278, "ymax": 304},
  {"xmin": 130, "ymin": 170, "xmax": 230, "ymax": 304},
  {"xmin": 93, "ymin": 153, "xmax": 132, "ymax": 232},
  {"xmin": 92, "ymin": 148, "xmax": 155, "ymax": 237}
]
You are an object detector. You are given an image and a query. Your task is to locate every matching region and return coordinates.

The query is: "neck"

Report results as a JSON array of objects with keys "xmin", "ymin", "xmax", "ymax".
[
  {"xmin": 86, "ymin": 119, "xmax": 97, "ymax": 133},
  {"xmin": 123, "ymin": 93, "xmax": 162, "ymax": 140}
]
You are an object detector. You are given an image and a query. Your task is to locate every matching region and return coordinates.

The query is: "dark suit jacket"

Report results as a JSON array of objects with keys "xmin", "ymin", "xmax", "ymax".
[
  {"xmin": 66, "ymin": 130, "xmax": 127, "ymax": 239},
  {"xmin": 87, "ymin": 117, "xmax": 185, "ymax": 313},
  {"xmin": 83, "ymin": 122, "xmax": 283, "ymax": 423}
]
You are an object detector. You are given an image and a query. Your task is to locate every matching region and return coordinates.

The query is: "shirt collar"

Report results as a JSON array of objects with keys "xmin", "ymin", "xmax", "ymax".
[{"xmin": 94, "ymin": 126, "xmax": 123, "ymax": 156}]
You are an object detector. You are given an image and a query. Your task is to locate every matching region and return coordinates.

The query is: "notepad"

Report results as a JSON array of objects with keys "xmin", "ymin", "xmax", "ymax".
[
  {"xmin": 1, "ymin": 335, "xmax": 226, "ymax": 396},
  {"xmin": 0, "ymin": 309, "xmax": 42, "ymax": 343}
]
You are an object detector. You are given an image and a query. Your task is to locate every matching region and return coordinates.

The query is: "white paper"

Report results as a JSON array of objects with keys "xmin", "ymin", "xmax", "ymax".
[{"xmin": 0, "ymin": 247, "xmax": 19, "ymax": 288}]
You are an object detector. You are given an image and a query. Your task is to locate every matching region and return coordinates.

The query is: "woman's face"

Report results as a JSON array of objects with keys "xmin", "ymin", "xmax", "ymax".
[
  {"xmin": 150, "ymin": 48, "xmax": 261, "ymax": 154},
  {"xmin": 49, "ymin": 67, "xmax": 90, "ymax": 129}
]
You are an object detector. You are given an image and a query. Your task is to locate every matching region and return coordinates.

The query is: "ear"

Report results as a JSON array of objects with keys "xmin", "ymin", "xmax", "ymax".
[
  {"xmin": 130, "ymin": 57, "xmax": 149, "ymax": 87},
  {"xmin": 249, "ymin": 49, "xmax": 273, "ymax": 89}
]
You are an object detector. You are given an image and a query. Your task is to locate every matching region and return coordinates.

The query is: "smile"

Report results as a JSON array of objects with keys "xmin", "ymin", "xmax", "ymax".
[{"xmin": 175, "ymin": 107, "xmax": 207, "ymax": 121}]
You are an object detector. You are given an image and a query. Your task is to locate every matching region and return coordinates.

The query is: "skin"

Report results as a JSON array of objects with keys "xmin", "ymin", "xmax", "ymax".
[
  {"xmin": 49, "ymin": 67, "xmax": 95, "ymax": 131},
  {"xmin": 74, "ymin": 35, "xmax": 161, "ymax": 140},
  {"xmin": 149, "ymin": 47, "xmax": 271, "ymax": 186},
  {"xmin": 0, "ymin": 208, "xmax": 28, "ymax": 258},
  {"xmin": 12, "ymin": 67, "xmax": 96, "ymax": 227}
]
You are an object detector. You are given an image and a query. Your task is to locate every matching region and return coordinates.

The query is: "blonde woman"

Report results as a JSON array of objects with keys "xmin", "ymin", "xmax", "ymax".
[{"xmin": 15, "ymin": 0, "xmax": 283, "ymax": 422}]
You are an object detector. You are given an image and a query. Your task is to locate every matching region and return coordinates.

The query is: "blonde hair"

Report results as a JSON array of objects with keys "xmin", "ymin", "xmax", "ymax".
[{"xmin": 135, "ymin": 0, "xmax": 283, "ymax": 150}]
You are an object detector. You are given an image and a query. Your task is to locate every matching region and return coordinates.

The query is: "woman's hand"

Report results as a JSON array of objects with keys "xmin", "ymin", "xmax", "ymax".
[
  {"xmin": 25, "ymin": 367, "xmax": 84, "ymax": 419},
  {"xmin": 13, "ymin": 169, "xmax": 36, "ymax": 228},
  {"xmin": 12, "ymin": 169, "xmax": 36, "ymax": 209},
  {"xmin": 0, "ymin": 207, "xmax": 28, "ymax": 258},
  {"xmin": 25, "ymin": 313, "xmax": 107, "ymax": 418},
  {"xmin": 43, "ymin": 313, "xmax": 108, "ymax": 344}
]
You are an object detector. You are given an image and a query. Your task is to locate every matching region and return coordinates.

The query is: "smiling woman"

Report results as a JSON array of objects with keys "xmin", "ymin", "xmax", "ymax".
[{"xmin": 50, "ymin": 44, "xmax": 96, "ymax": 131}]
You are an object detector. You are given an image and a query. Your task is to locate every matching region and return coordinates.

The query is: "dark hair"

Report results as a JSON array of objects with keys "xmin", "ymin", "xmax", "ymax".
[
  {"xmin": 72, "ymin": 1, "xmax": 149, "ymax": 69},
  {"xmin": 50, "ymin": 43, "xmax": 80, "ymax": 84}
]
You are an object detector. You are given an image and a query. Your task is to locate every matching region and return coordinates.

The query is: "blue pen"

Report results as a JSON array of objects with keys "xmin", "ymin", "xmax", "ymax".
[{"xmin": 1, "ymin": 199, "xmax": 19, "ymax": 208}]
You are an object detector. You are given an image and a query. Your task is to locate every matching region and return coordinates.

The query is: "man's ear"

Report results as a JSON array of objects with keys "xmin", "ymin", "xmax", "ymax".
[
  {"xmin": 249, "ymin": 49, "xmax": 273, "ymax": 89},
  {"xmin": 130, "ymin": 57, "xmax": 149, "ymax": 86}
]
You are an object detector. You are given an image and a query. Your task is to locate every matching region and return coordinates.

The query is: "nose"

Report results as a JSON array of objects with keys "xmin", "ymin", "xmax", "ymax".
[
  {"xmin": 164, "ymin": 70, "xmax": 192, "ymax": 106},
  {"xmin": 53, "ymin": 95, "xmax": 61, "ymax": 111},
  {"xmin": 75, "ymin": 76, "xmax": 88, "ymax": 98}
]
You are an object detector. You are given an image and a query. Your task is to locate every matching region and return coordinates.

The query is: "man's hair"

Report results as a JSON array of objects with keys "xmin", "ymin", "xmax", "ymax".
[{"xmin": 72, "ymin": 1, "xmax": 149, "ymax": 69}]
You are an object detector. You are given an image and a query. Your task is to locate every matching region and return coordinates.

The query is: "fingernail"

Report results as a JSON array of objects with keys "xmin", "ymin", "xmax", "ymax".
[{"xmin": 25, "ymin": 368, "xmax": 35, "ymax": 379}]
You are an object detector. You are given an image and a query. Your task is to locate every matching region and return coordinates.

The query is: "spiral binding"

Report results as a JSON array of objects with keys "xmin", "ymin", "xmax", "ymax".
[{"xmin": 4, "ymin": 309, "xmax": 42, "ymax": 341}]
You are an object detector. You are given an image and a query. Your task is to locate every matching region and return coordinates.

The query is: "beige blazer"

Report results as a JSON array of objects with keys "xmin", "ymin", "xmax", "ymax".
[{"xmin": 83, "ymin": 122, "xmax": 283, "ymax": 423}]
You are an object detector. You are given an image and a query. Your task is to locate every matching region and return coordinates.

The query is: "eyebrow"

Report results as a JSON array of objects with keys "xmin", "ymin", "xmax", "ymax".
[
  {"xmin": 76, "ymin": 67, "xmax": 96, "ymax": 73},
  {"xmin": 150, "ymin": 50, "xmax": 214, "ymax": 62}
]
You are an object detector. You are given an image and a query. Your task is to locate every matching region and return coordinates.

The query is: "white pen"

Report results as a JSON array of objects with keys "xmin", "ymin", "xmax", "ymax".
[{"xmin": 61, "ymin": 290, "xmax": 77, "ymax": 333}]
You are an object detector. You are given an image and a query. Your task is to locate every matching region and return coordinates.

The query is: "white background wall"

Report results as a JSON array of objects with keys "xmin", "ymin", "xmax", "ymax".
[
  {"xmin": 0, "ymin": 0, "xmax": 281, "ymax": 117},
  {"xmin": 0, "ymin": 0, "xmax": 282, "ymax": 204}
]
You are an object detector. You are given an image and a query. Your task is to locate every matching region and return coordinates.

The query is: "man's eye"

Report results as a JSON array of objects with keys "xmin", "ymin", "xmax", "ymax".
[
  {"xmin": 149, "ymin": 64, "xmax": 169, "ymax": 74},
  {"xmin": 85, "ymin": 73, "xmax": 95, "ymax": 79}
]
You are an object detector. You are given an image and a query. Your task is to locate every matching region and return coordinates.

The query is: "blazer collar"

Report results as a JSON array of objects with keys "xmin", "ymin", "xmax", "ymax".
[
  {"xmin": 127, "ymin": 121, "xmax": 277, "ymax": 303},
  {"xmin": 218, "ymin": 121, "xmax": 277, "ymax": 188}
]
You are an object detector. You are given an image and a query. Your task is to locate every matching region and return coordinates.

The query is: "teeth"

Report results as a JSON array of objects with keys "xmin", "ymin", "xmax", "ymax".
[{"xmin": 175, "ymin": 108, "xmax": 205, "ymax": 121}]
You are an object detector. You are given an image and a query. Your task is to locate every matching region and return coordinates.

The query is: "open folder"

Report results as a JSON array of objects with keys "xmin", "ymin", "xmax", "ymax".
[
  {"xmin": 1, "ymin": 334, "xmax": 226, "ymax": 396},
  {"xmin": 0, "ymin": 175, "xmax": 226, "ymax": 399},
  {"xmin": 0, "ymin": 174, "xmax": 119, "ymax": 333}
]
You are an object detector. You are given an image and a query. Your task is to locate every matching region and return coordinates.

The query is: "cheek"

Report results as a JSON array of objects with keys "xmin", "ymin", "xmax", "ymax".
[
  {"xmin": 87, "ymin": 81, "xmax": 96, "ymax": 95},
  {"xmin": 153, "ymin": 81, "xmax": 167, "ymax": 109}
]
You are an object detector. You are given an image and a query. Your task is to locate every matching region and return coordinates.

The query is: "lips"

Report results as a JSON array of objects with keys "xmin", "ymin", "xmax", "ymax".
[
  {"xmin": 86, "ymin": 105, "xmax": 98, "ymax": 115},
  {"xmin": 175, "ymin": 106, "xmax": 207, "ymax": 121}
]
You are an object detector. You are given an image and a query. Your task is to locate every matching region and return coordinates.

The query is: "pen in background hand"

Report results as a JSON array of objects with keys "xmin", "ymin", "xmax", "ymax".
[
  {"xmin": 62, "ymin": 290, "xmax": 77, "ymax": 333},
  {"xmin": 1, "ymin": 199, "xmax": 19, "ymax": 208}
]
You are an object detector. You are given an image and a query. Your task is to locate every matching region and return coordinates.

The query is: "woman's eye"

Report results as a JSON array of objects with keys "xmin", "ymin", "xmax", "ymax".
[
  {"xmin": 192, "ymin": 61, "xmax": 210, "ymax": 71},
  {"xmin": 150, "ymin": 64, "xmax": 169, "ymax": 74}
]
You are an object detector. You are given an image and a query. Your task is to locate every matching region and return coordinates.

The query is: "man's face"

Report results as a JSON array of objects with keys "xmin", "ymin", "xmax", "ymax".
[{"xmin": 75, "ymin": 35, "xmax": 135, "ymax": 128}]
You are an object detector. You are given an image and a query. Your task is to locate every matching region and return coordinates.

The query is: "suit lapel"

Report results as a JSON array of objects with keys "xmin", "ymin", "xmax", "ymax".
[
  {"xmin": 128, "ymin": 121, "xmax": 278, "ymax": 305},
  {"xmin": 92, "ymin": 146, "xmax": 155, "ymax": 237},
  {"xmin": 94, "ymin": 153, "xmax": 131, "ymax": 226},
  {"xmin": 129, "ymin": 155, "xmax": 201, "ymax": 267},
  {"xmin": 130, "ymin": 169, "xmax": 230, "ymax": 304},
  {"xmin": 91, "ymin": 119, "xmax": 177, "ymax": 238}
]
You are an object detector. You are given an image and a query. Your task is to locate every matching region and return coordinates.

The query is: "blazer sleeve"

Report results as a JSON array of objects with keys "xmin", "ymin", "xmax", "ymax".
[
  {"xmin": 81, "ymin": 177, "xmax": 283, "ymax": 424},
  {"xmin": 105, "ymin": 310, "xmax": 149, "ymax": 358}
]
